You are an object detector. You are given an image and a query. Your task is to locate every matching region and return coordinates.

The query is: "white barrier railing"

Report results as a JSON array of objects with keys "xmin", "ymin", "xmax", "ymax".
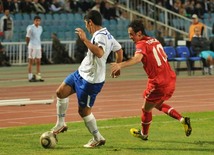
[
  {"xmin": 2, "ymin": 41, "xmax": 76, "ymax": 65},
  {"xmin": 3, "ymin": 39, "xmax": 176, "ymax": 65},
  {"xmin": 3, "ymin": 40, "xmax": 134, "ymax": 65}
]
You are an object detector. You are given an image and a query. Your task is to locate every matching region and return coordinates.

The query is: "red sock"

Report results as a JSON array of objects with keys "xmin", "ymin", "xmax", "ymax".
[
  {"xmin": 157, "ymin": 103, "xmax": 182, "ymax": 120},
  {"xmin": 141, "ymin": 109, "xmax": 152, "ymax": 135}
]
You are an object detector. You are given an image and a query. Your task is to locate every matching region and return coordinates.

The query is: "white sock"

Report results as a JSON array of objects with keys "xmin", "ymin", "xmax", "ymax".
[
  {"xmin": 83, "ymin": 113, "xmax": 103, "ymax": 141},
  {"xmin": 180, "ymin": 117, "xmax": 184, "ymax": 124},
  {"xmin": 56, "ymin": 97, "xmax": 69, "ymax": 126},
  {"xmin": 28, "ymin": 73, "xmax": 33, "ymax": 80},
  {"xmin": 204, "ymin": 67, "xmax": 208, "ymax": 73}
]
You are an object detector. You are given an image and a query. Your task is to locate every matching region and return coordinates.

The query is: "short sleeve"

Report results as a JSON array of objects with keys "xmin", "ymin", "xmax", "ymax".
[
  {"xmin": 135, "ymin": 42, "xmax": 146, "ymax": 55},
  {"xmin": 112, "ymin": 38, "xmax": 121, "ymax": 52},
  {"xmin": 26, "ymin": 25, "xmax": 31, "ymax": 38},
  {"xmin": 94, "ymin": 34, "xmax": 106, "ymax": 49},
  {"xmin": 41, "ymin": 26, "xmax": 43, "ymax": 33}
]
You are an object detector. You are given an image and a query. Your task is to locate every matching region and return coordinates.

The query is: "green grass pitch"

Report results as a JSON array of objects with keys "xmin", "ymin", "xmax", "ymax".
[{"xmin": 0, "ymin": 111, "xmax": 213, "ymax": 155}]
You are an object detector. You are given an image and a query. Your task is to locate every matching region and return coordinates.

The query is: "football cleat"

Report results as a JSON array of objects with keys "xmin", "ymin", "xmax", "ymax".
[
  {"xmin": 51, "ymin": 124, "xmax": 68, "ymax": 134},
  {"xmin": 35, "ymin": 74, "xmax": 45, "ymax": 82},
  {"xmin": 130, "ymin": 128, "xmax": 148, "ymax": 140},
  {"xmin": 38, "ymin": 79, "xmax": 44, "ymax": 82},
  {"xmin": 83, "ymin": 138, "xmax": 106, "ymax": 148},
  {"xmin": 29, "ymin": 74, "xmax": 37, "ymax": 82},
  {"xmin": 183, "ymin": 117, "xmax": 192, "ymax": 136}
]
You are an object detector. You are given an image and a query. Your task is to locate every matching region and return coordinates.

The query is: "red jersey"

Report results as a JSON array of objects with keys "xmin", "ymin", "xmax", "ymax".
[{"xmin": 135, "ymin": 36, "xmax": 176, "ymax": 87}]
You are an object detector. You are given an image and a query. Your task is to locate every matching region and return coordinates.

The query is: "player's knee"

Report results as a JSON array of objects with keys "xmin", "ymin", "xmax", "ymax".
[
  {"xmin": 56, "ymin": 90, "xmax": 63, "ymax": 98},
  {"xmin": 78, "ymin": 109, "xmax": 83, "ymax": 117},
  {"xmin": 155, "ymin": 105, "xmax": 162, "ymax": 111},
  {"xmin": 78, "ymin": 108, "xmax": 87, "ymax": 117},
  {"xmin": 78, "ymin": 107, "xmax": 91, "ymax": 117}
]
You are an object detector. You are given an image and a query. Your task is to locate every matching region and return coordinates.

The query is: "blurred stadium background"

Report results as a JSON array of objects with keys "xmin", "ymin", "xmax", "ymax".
[{"xmin": 0, "ymin": 0, "xmax": 213, "ymax": 65}]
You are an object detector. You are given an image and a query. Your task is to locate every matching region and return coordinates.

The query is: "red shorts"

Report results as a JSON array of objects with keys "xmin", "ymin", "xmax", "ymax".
[{"xmin": 143, "ymin": 77, "xmax": 176, "ymax": 104}]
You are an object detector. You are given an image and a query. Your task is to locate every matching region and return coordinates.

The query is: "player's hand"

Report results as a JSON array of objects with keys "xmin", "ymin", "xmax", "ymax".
[
  {"xmin": 75, "ymin": 28, "xmax": 86, "ymax": 42},
  {"xmin": 110, "ymin": 63, "xmax": 121, "ymax": 78}
]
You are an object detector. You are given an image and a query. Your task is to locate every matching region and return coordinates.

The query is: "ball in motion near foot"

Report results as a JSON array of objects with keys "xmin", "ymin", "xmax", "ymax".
[{"xmin": 40, "ymin": 131, "xmax": 57, "ymax": 149}]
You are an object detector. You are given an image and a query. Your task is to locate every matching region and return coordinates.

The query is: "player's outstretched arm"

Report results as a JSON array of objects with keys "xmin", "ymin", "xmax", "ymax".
[
  {"xmin": 110, "ymin": 49, "xmax": 123, "ymax": 78},
  {"xmin": 115, "ymin": 49, "xmax": 123, "ymax": 63},
  {"xmin": 111, "ymin": 49, "xmax": 123, "ymax": 78},
  {"xmin": 111, "ymin": 53, "xmax": 143, "ymax": 78}
]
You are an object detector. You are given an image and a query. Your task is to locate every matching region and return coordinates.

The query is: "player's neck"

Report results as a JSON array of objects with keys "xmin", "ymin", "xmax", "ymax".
[{"xmin": 91, "ymin": 26, "xmax": 103, "ymax": 35}]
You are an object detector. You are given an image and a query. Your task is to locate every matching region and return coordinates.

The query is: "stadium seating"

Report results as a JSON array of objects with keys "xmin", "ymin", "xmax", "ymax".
[
  {"xmin": 102, "ymin": 19, "xmax": 110, "ymax": 29},
  {"xmin": 174, "ymin": 46, "xmax": 191, "ymax": 75},
  {"xmin": 163, "ymin": 46, "xmax": 176, "ymax": 62},
  {"xmin": 73, "ymin": 13, "xmax": 82, "ymax": 20},
  {"xmin": 53, "ymin": 13, "xmax": 60, "ymax": 20},
  {"xmin": 14, "ymin": 13, "xmax": 23, "ymax": 20},
  {"xmin": 203, "ymin": 13, "xmax": 210, "ymax": 19},
  {"xmin": 65, "ymin": 31, "xmax": 73, "ymax": 40},
  {"xmin": 42, "ymin": 31, "xmax": 51, "ymax": 41},
  {"xmin": 23, "ymin": 13, "xmax": 31, "ymax": 20},
  {"xmin": 175, "ymin": 46, "xmax": 203, "ymax": 75},
  {"xmin": 59, "ymin": 13, "xmax": 68, "ymax": 21},
  {"xmin": 37, "ymin": 13, "xmax": 45, "ymax": 21},
  {"xmin": 3, "ymin": 12, "xmax": 203, "ymax": 42},
  {"xmin": 67, "ymin": 13, "xmax": 74, "ymax": 21},
  {"xmin": 11, "ymin": 32, "xmax": 20, "ymax": 42},
  {"xmin": 45, "ymin": 14, "xmax": 53, "ymax": 21},
  {"xmin": 1, "ymin": 12, "xmax": 130, "ymax": 42},
  {"xmin": 189, "ymin": 47, "xmax": 204, "ymax": 75}
]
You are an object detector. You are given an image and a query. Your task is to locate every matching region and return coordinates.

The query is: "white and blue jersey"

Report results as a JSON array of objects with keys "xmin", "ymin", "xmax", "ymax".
[
  {"xmin": 26, "ymin": 24, "xmax": 43, "ymax": 49},
  {"xmin": 64, "ymin": 27, "xmax": 121, "ymax": 108},
  {"xmin": 78, "ymin": 27, "xmax": 121, "ymax": 83}
]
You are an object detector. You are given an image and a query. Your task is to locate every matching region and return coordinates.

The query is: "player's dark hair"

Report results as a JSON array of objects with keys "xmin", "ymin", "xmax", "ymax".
[
  {"xmin": 128, "ymin": 20, "xmax": 147, "ymax": 36},
  {"xmin": 84, "ymin": 10, "xmax": 102, "ymax": 26},
  {"xmin": 34, "ymin": 15, "xmax": 41, "ymax": 20},
  {"xmin": 52, "ymin": 33, "xmax": 57, "ymax": 37}
]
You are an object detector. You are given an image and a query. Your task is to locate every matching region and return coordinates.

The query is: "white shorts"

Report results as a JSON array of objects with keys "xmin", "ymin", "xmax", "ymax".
[{"xmin": 28, "ymin": 47, "xmax": 42, "ymax": 59}]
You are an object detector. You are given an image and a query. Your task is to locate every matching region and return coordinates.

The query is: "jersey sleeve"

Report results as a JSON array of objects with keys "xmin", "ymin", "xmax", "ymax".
[
  {"xmin": 112, "ymin": 37, "xmax": 121, "ymax": 52},
  {"xmin": 94, "ymin": 34, "xmax": 106, "ymax": 50},
  {"xmin": 26, "ymin": 26, "xmax": 32, "ymax": 38},
  {"xmin": 135, "ymin": 42, "xmax": 146, "ymax": 55},
  {"xmin": 94, "ymin": 34, "xmax": 121, "ymax": 52}
]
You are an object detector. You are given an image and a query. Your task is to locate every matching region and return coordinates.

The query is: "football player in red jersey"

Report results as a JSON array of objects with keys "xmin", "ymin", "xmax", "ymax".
[{"xmin": 111, "ymin": 20, "xmax": 192, "ymax": 140}]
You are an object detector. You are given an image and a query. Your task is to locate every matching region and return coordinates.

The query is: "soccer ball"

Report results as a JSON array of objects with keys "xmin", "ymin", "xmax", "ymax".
[{"xmin": 40, "ymin": 131, "xmax": 57, "ymax": 149}]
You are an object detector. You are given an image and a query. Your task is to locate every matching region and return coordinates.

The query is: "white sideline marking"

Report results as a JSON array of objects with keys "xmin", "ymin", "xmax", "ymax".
[
  {"xmin": 0, "ymin": 98, "xmax": 30, "ymax": 103},
  {"xmin": 0, "ymin": 99, "xmax": 53, "ymax": 106}
]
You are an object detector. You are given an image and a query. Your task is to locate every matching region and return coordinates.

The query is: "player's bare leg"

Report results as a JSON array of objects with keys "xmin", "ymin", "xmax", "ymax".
[
  {"xmin": 28, "ymin": 58, "xmax": 35, "ymax": 82},
  {"xmin": 35, "ymin": 58, "xmax": 44, "ymax": 81}
]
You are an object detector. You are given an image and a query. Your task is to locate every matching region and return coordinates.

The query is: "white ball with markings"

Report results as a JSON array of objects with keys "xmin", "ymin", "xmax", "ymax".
[{"xmin": 40, "ymin": 131, "xmax": 57, "ymax": 149}]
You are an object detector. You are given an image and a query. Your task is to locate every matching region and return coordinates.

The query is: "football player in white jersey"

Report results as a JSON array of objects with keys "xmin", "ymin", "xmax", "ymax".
[
  {"xmin": 26, "ymin": 16, "xmax": 44, "ymax": 82},
  {"xmin": 51, "ymin": 10, "xmax": 123, "ymax": 148}
]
